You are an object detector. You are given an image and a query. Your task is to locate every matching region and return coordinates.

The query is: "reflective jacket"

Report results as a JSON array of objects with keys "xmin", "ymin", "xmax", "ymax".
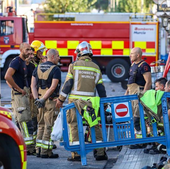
[{"xmin": 58, "ymin": 55, "xmax": 106, "ymax": 102}]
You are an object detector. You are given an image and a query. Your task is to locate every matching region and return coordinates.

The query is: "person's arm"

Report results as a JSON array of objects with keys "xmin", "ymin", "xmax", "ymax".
[
  {"xmin": 125, "ymin": 88, "xmax": 129, "ymax": 95},
  {"xmin": 5, "ymin": 67, "xmax": 26, "ymax": 96},
  {"xmin": 31, "ymin": 76, "xmax": 39, "ymax": 99},
  {"xmin": 56, "ymin": 64, "xmax": 74, "ymax": 108},
  {"xmin": 143, "ymin": 72, "xmax": 152, "ymax": 92},
  {"xmin": 42, "ymin": 79, "xmax": 59, "ymax": 100}
]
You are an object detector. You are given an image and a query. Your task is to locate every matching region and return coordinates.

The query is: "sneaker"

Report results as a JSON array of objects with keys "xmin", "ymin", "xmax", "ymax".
[
  {"xmin": 41, "ymin": 153, "xmax": 59, "ymax": 158},
  {"xmin": 67, "ymin": 156, "xmax": 81, "ymax": 161},
  {"xmin": 129, "ymin": 144, "xmax": 147, "ymax": 149}
]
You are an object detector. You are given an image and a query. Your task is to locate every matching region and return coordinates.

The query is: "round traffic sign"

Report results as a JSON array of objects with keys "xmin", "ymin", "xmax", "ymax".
[{"xmin": 115, "ymin": 104, "xmax": 128, "ymax": 117}]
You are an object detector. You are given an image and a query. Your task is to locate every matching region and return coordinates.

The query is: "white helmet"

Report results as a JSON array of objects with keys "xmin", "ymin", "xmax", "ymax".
[{"xmin": 75, "ymin": 41, "xmax": 93, "ymax": 57}]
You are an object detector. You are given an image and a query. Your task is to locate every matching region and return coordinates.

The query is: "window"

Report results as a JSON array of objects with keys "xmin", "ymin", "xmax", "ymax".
[{"xmin": 0, "ymin": 20, "xmax": 14, "ymax": 36}]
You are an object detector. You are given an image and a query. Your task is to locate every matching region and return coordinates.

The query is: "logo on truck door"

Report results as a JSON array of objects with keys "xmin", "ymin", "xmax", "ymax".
[{"xmin": 4, "ymin": 37, "xmax": 9, "ymax": 44}]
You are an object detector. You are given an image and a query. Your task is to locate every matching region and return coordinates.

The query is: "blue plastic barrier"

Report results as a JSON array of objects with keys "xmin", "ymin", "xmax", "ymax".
[{"xmin": 60, "ymin": 93, "xmax": 170, "ymax": 166}]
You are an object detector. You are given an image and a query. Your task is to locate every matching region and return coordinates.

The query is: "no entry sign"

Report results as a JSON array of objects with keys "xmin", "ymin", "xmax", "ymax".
[{"xmin": 114, "ymin": 102, "xmax": 130, "ymax": 118}]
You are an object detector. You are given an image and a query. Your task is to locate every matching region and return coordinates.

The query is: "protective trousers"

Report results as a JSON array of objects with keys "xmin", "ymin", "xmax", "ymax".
[
  {"xmin": 127, "ymin": 83, "xmax": 144, "ymax": 132},
  {"xmin": 67, "ymin": 98, "xmax": 105, "ymax": 157},
  {"xmin": 36, "ymin": 88, "xmax": 58, "ymax": 156},
  {"xmin": 30, "ymin": 96, "xmax": 38, "ymax": 140},
  {"xmin": 13, "ymin": 87, "xmax": 35, "ymax": 152}
]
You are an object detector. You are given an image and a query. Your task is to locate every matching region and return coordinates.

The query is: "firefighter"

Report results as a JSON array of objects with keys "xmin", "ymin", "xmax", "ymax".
[
  {"xmin": 30, "ymin": 40, "xmax": 46, "ymax": 67},
  {"xmin": 56, "ymin": 41, "xmax": 108, "ymax": 161},
  {"xmin": 31, "ymin": 48, "xmax": 61, "ymax": 158},
  {"xmin": 125, "ymin": 47, "xmax": 152, "ymax": 149},
  {"xmin": 5, "ymin": 42, "xmax": 35, "ymax": 154}
]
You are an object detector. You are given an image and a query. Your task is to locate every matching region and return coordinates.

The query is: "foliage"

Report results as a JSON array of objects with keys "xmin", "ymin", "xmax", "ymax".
[
  {"xmin": 116, "ymin": 0, "xmax": 154, "ymax": 13},
  {"xmin": 93, "ymin": 0, "xmax": 109, "ymax": 11}
]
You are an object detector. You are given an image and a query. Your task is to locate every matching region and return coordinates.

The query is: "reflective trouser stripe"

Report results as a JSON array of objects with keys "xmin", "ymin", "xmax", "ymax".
[
  {"xmin": 98, "ymin": 79, "xmax": 103, "ymax": 84},
  {"xmin": 22, "ymin": 122, "xmax": 29, "ymax": 138},
  {"xmin": 36, "ymin": 139, "xmax": 53, "ymax": 149},
  {"xmin": 69, "ymin": 95, "xmax": 89, "ymax": 99},
  {"xmin": 70, "ymin": 90, "xmax": 94, "ymax": 96},
  {"xmin": 25, "ymin": 140, "xmax": 34, "ymax": 145},
  {"xmin": 136, "ymin": 134, "xmax": 142, "ymax": 138}
]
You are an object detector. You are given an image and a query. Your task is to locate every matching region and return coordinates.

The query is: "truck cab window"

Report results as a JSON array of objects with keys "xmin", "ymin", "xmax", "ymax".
[{"xmin": 0, "ymin": 20, "xmax": 14, "ymax": 36}]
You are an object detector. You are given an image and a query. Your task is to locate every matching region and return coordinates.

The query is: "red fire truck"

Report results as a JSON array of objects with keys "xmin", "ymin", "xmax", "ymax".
[
  {"xmin": 0, "ymin": 106, "xmax": 27, "ymax": 169},
  {"xmin": 0, "ymin": 11, "xmax": 168, "ymax": 82}
]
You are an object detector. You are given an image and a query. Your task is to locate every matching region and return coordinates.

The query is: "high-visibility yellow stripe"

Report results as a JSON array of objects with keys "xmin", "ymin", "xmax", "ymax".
[
  {"xmin": 67, "ymin": 73, "xmax": 73, "ymax": 78},
  {"xmin": 112, "ymin": 41, "xmax": 124, "ymax": 49},
  {"xmin": 22, "ymin": 122, "xmax": 29, "ymax": 138},
  {"xmin": 57, "ymin": 48, "xmax": 68, "ymax": 55},
  {"xmin": 90, "ymin": 41, "xmax": 101, "ymax": 49},
  {"xmin": 73, "ymin": 66, "xmax": 100, "ymax": 73},
  {"xmin": 146, "ymin": 48, "xmax": 155, "ymax": 53},
  {"xmin": 0, "ymin": 45, "xmax": 10, "ymax": 47},
  {"xmin": 45, "ymin": 40, "xmax": 57, "ymax": 48},
  {"xmin": 98, "ymin": 79, "xmax": 103, "ymax": 84},
  {"xmin": 67, "ymin": 41, "xmax": 79, "ymax": 49},
  {"xmin": 23, "ymin": 161, "xmax": 27, "ymax": 169},
  {"xmin": 123, "ymin": 49, "xmax": 130, "ymax": 55},
  {"xmin": 101, "ymin": 49, "xmax": 112, "ymax": 55},
  {"xmin": 134, "ymin": 42, "xmax": 146, "ymax": 49},
  {"xmin": 19, "ymin": 145, "xmax": 24, "ymax": 163},
  {"xmin": 69, "ymin": 95, "xmax": 89, "ymax": 99}
]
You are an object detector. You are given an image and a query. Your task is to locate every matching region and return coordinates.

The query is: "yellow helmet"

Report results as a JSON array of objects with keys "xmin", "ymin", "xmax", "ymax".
[{"xmin": 30, "ymin": 40, "xmax": 46, "ymax": 54}]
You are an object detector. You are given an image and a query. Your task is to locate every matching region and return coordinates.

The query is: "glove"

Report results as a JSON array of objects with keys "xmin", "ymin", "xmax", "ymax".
[{"xmin": 34, "ymin": 98, "xmax": 45, "ymax": 108}]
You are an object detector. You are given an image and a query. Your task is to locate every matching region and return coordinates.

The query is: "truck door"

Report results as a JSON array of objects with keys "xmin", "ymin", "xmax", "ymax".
[
  {"xmin": 0, "ymin": 20, "xmax": 15, "ymax": 47},
  {"xmin": 130, "ymin": 22, "xmax": 158, "ymax": 64}
]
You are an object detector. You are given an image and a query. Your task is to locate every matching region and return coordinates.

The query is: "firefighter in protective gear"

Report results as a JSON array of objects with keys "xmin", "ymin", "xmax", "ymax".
[
  {"xmin": 30, "ymin": 40, "xmax": 46, "ymax": 67},
  {"xmin": 125, "ymin": 47, "xmax": 152, "ymax": 149},
  {"xmin": 31, "ymin": 48, "xmax": 61, "ymax": 158},
  {"xmin": 56, "ymin": 41, "xmax": 108, "ymax": 161},
  {"xmin": 5, "ymin": 42, "xmax": 35, "ymax": 154}
]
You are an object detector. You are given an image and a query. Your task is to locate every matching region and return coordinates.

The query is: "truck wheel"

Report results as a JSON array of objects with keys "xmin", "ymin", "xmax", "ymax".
[
  {"xmin": 106, "ymin": 59, "xmax": 130, "ymax": 82},
  {"xmin": 0, "ymin": 134, "xmax": 21, "ymax": 169},
  {"xmin": 1, "ymin": 57, "xmax": 13, "ymax": 79}
]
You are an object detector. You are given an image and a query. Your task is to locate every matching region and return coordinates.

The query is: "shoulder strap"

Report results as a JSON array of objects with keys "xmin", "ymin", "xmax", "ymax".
[
  {"xmin": 37, "ymin": 65, "xmax": 56, "ymax": 80},
  {"xmin": 138, "ymin": 61, "xmax": 145, "ymax": 67}
]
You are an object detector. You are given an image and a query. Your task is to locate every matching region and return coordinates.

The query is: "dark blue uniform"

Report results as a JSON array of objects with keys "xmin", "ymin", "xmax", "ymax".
[
  {"xmin": 33, "ymin": 61, "xmax": 61, "ymax": 97},
  {"xmin": 27, "ymin": 62, "xmax": 35, "ymax": 87},
  {"xmin": 9, "ymin": 56, "xmax": 28, "ymax": 89},
  {"xmin": 128, "ymin": 60, "xmax": 151, "ymax": 86}
]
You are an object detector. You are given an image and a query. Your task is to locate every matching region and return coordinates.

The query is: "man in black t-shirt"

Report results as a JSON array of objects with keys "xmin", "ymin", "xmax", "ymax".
[
  {"xmin": 5, "ymin": 42, "xmax": 35, "ymax": 154},
  {"xmin": 31, "ymin": 49, "xmax": 61, "ymax": 158},
  {"xmin": 125, "ymin": 47, "xmax": 152, "ymax": 149}
]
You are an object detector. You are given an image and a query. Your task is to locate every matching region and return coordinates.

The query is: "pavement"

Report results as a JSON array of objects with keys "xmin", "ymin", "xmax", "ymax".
[
  {"xmin": 1, "ymin": 72, "xmax": 170, "ymax": 169},
  {"xmin": 27, "ymin": 142, "xmax": 120, "ymax": 169}
]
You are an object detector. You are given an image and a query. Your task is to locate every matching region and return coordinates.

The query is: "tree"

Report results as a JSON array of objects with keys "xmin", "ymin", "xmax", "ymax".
[
  {"xmin": 43, "ymin": 0, "xmax": 97, "ymax": 14},
  {"xmin": 93, "ymin": 0, "xmax": 109, "ymax": 12},
  {"xmin": 116, "ymin": 0, "xmax": 153, "ymax": 13}
]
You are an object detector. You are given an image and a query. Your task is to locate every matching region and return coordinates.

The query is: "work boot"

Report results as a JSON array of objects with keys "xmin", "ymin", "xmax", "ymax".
[
  {"xmin": 36, "ymin": 148, "xmax": 41, "ymax": 158},
  {"xmin": 95, "ymin": 152, "xmax": 108, "ymax": 161},
  {"xmin": 149, "ymin": 148, "xmax": 160, "ymax": 155},
  {"xmin": 129, "ymin": 144, "xmax": 147, "ymax": 149},
  {"xmin": 67, "ymin": 152, "xmax": 81, "ymax": 162},
  {"xmin": 27, "ymin": 149, "xmax": 36, "ymax": 156},
  {"xmin": 41, "ymin": 153, "xmax": 59, "ymax": 158},
  {"xmin": 144, "ymin": 145, "xmax": 157, "ymax": 154},
  {"xmin": 52, "ymin": 144, "xmax": 57, "ymax": 149},
  {"xmin": 67, "ymin": 156, "xmax": 81, "ymax": 161}
]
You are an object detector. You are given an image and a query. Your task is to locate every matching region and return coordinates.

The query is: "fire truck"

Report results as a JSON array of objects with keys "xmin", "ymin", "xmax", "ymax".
[
  {"xmin": 0, "ymin": 106, "xmax": 27, "ymax": 169},
  {"xmin": 0, "ymin": 11, "xmax": 168, "ymax": 82}
]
